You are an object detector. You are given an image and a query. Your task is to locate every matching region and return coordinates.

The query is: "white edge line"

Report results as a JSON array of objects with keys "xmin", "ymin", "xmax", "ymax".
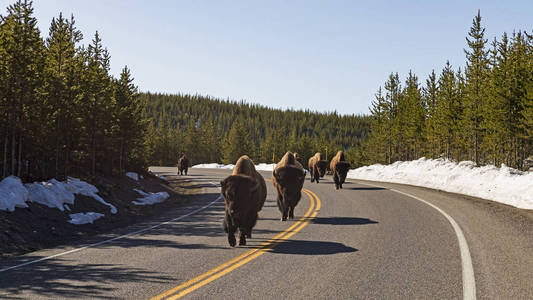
[
  {"xmin": 0, "ymin": 182, "xmax": 222, "ymax": 273},
  {"xmin": 354, "ymin": 181, "xmax": 476, "ymax": 300}
]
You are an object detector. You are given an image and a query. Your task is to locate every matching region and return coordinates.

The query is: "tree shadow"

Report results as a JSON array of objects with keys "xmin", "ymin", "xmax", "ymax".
[
  {"xmin": 348, "ymin": 187, "xmax": 387, "ymax": 191},
  {"xmin": 264, "ymin": 239, "xmax": 357, "ymax": 255},
  {"xmin": 0, "ymin": 257, "xmax": 174, "ymax": 299},
  {"xmin": 312, "ymin": 217, "xmax": 378, "ymax": 225}
]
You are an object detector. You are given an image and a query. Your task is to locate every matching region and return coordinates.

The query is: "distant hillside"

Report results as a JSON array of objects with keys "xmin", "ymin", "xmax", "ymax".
[{"xmin": 141, "ymin": 92, "xmax": 370, "ymax": 167}]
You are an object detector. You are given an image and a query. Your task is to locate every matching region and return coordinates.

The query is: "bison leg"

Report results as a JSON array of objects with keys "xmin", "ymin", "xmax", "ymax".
[
  {"xmin": 185, "ymin": 168, "xmax": 188, "ymax": 175},
  {"xmin": 288, "ymin": 206, "xmax": 295, "ymax": 219},
  {"xmin": 224, "ymin": 214, "xmax": 237, "ymax": 247},
  {"xmin": 281, "ymin": 205, "xmax": 290, "ymax": 221},
  {"xmin": 239, "ymin": 231, "xmax": 246, "ymax": 246}
]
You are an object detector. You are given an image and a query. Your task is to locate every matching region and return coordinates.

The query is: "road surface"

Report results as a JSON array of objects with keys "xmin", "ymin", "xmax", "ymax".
[{"xmin": 0, "ymin": 167, "xmax": 531, "ymax": 299}]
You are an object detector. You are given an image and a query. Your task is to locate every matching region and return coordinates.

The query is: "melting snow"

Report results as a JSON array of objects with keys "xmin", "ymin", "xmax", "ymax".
[
  {"xmin": 347, "ymin": 157, "xmax": 533, "ymax": 210},
  {"xmin": 133, "ymin": 189, "xmax": 169, "ymax": 205},
  {"xmin": 0, "ymin": 176, "xmax": 117, "ymax": 213},
  {"xmin": 0, "ymin": 176, "xmax": 29, "ymax": 211},
  {"xmin": 192, "ymin": 163, "xmax": 276, "ymax": 171},
  {"xmin": 68, "ymin": 212, "xmax": 104, "ymax": 225}
]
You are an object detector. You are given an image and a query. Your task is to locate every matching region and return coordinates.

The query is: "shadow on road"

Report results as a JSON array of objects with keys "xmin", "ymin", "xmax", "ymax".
[
  {"xmin": 312, "ymin": 217, "xmax": 378, "ymax": 226},
  {"xmin": 0, "ymin": 257, "xmax": 174, "ymax": 299},
  {"xmin": 348, "ymin": 187, "xmax": 387, "ymax": 191},
  {"xmin": 267, "ymin": 239, "xmax": 357, "ymax": 255}
]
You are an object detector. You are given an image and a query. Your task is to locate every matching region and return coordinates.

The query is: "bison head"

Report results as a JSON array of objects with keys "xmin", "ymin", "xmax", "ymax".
[
  {"xmin": 273, "ymin": 166, "xmax": 305, "ymax": 205},
  {"xmin": 317, "ymin": 160, "xmax": 328, "ymax": 177},
  {"xmin": 220, "ymin": 175, "xmax": 260, "ymax": 224},
  {"xmin": 335, "ymin": 161, "xmax": 350, "ymax": 183}
]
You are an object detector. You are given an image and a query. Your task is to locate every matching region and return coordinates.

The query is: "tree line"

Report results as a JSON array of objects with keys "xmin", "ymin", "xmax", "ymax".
[
  {"xmin": 141, "ymin": 92, "xmax": 370, "ymax": 168},
  {"xmin": 0, "ymin": 0, "xmax": 146, "ymax": 181},
  {"xmin": 362, "ymin": 11, "xmax": 533, "ymax": 170}
]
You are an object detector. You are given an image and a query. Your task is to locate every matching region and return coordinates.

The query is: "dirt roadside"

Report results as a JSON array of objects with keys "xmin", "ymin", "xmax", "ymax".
[{"xmin": 0, "ymin": 171, "xmax": 214, "ymax": 257}]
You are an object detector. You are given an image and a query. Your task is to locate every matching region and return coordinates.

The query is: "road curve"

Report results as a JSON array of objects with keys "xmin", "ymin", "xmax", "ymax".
[{"xmin": 0, "ymin": 167, "xmax": 531, "ymax": 299}]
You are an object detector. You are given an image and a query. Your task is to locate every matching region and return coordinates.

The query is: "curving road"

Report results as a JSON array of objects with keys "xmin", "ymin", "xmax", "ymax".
[{"xmin": 0, "ymin": 167, "xmax": 531, "ymax": 299}]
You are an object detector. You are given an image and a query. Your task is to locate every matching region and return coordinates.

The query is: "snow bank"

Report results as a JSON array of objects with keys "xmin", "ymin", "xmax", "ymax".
[
  {"xmin": 192, "ymin": 163, "xmax": 276, "ymax": 171},
  {"xmin": 63, "ymin": 177, "xmax": 117, "ymax": 214},
  {"xmin": 255, "ymin": 163, "xmax": 276, "ymax": 171},
  {"xmin": 26, "ymin": 179, "xmax": 75, "ymax": 211},
  {"xmin": 133, "ymin": 189, "xmax": 169, "ymax": 205},
  {"xmin": 126, "ymin": 172, "xmax": 139, "ymax": 181},
  {"xmin": 192, "ymin": 163, "xmax": 234, "ymax": 169},
  {"xmin": 68, "ymin": 212, "xmax": 104, "ymax": 225},
  {"xmin": 0, "ymin": 176, "xmax": 117, "ymax": 213},
  {"xmin": 0, "ymin": 176, "xmax": 29, "ymax": 211},
  {"xmin": 347, "ymin": 158, "xmax": 533, "ymax": 210}
]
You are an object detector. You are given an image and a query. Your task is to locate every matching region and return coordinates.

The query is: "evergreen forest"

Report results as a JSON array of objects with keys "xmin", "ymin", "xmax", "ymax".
[
  {"xmin": 362, "ymin": 11, "xmax": 533, "ymax": 170},
  {"xmin": 1, "ymin": 1, "xmax": 531, "ymax": 184}
]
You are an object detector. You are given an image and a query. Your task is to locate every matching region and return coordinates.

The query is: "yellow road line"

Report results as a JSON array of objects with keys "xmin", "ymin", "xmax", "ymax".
[{"xmin": 151, "ymin": 189, "xmax": 320, "ymax": 300}]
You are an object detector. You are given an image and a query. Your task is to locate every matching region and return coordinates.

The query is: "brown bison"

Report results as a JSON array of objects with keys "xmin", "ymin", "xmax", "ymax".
[
  {"xmin": 221, "ymin": 155, "xmax": 267, "ymax": 247},
  {"xmin": 272, "ymin": 152, "xmax": 306, "ymax": 221},
  {"xmin": 308, "ymin": 152, "xmax": 328, "ymax": 183},
  {"xmin": 330, "ymin": 151, "xmax": 350, "ymax": 189},
  {"xmin": 177, "ymin": 155, "xmax": 190, "ymax": 175}
]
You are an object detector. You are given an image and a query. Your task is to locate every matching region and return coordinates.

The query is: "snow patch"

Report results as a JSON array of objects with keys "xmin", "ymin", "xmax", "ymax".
[
  {"xmin": 0, "ymin": 176, "xmax": 117, "ymax": 213},
  {"xmin": 0, "ymin": 176, "xmax": 29, "ymax": 211},
  {"xmin": 133, "ymin": 189, "xmax": 169, "ymax": 205},
  {"xmin": 126, "ymin": 172, "xmax": 139, "ymax": 181},
  {"xmin": 255, "ymin": 163, "xmax": 276, "ymax": 171},
  {"xmin": 192, "ymin": 163, "xmax": 234, "ymax": 169},
  {"xmin": 68, "ymin": 212, "xmax": 104, "ymax": 225},
  {"xmin": 347, "ymin": 157, "xmax": 533, "ymax": 210},
  {"xmin": 63, "ymin": 177, "xmax": 117, "ymax": 214},
  {"xmin": 192, "ymin": 163, "xmax": 276, "ymax": 171}
]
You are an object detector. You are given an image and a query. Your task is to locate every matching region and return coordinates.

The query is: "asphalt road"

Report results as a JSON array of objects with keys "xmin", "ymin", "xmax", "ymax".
[{"xmin": 0, "ymin": 167, "xmax": 531, "ymax": 299}]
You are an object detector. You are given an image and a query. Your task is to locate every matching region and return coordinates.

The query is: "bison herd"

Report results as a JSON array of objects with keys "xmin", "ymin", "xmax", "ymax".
[
  {"xmin": 174, "ymin": 151, "xmax": 349, "ymax": 247},
  {"xmin": 218, "ymin": 151, "xmax": 350, "ymax": 247}
]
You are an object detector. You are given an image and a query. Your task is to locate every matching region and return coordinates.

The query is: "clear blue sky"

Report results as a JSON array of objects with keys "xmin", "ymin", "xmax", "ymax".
[{"xmin": 4, "ymin": 0, "xmax": 532, "ymax": 115}]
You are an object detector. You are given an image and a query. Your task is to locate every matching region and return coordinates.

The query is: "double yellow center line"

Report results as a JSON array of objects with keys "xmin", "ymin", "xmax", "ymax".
[{"xmin": 151, "ymin": 188, "xmax": 321, "ymax": 300}]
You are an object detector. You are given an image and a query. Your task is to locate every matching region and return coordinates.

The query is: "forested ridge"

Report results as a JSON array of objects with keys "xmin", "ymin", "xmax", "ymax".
[
  {"xmin": 142, "ymin": 92, "xmax": 370, "ymax": 167},
  {"xmin": 363, "ymin": 11, "xmax": 533, "ymax": 170}
]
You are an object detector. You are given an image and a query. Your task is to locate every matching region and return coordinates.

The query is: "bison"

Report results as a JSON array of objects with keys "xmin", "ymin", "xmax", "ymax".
[
  {"xmin": 308, "ymin": 152, "xmax": 328, "ymax": 183},
  {"xmin": 330, "ymin": 151, "xmax": 350, "ymax": 189},
  {"xmin": 272, "ymin": 152, "xmax": 306, "ymax": 221},
  {"xmin": 177, "ymin": 155, "xmax": 190, "ymax": 175},
  {"xmin": 221, "ymin": 155, "xmax": 267, "ymax": 247}
]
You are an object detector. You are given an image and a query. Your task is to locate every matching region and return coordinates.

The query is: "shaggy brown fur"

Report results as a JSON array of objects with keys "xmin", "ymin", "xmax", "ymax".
[
  {"xmin": 272, "ymin": 152, "xmax": 305, "ymax": 221},
  {"xmin": 330, "ymin": 151, "xmax": 350, "ymax": 189},
  {"xmin": 177, "ymin": 155, "xmax": 190, "ymax": 175},
  {"xmin": 221, "ymin": 155, "xmax": 267, "ymax": 247},
  {"xmin": 308, "ymin": 152, "xmax": 328, "ymax": 183}
]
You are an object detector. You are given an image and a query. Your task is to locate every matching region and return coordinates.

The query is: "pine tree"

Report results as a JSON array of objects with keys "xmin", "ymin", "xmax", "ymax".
[
  {"xmin": 435, "ymin": 61, "xmax": 461, "ymax": 159},
  {"xmin": 0, "ymin": 0, "xmax": 45, "ymax": 177},
  {"xmin": 222, "ymin": 120, "xmax": 253, "ymax": 164},
  {"xmin": 384, "ymin": 73, "xmax": 401, "ymax": 163},
  {"xmin": 423, "ymin": 70, "xmax": 439, "ymax": 157},
  {"xmin": 44, "ymin": 13, "xmax": 83, "ymax": 178},
  {"xmin": 80, "ymin": 31, "xmax": 114, "ymax": 175},
  {"xmin": 368, "ymin": 87, "xmax": 387, "ymax": 163},
  {"xmin": 464, "ymin": 10, "xmax": 490, "ymax": 165},
  {"xmin": 402, "ymin": 70, "xmax": 425, "ymax": 159},
  {"xmin": 113, "ymin": 65, "xmax": 145, "ymax": 174}
]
